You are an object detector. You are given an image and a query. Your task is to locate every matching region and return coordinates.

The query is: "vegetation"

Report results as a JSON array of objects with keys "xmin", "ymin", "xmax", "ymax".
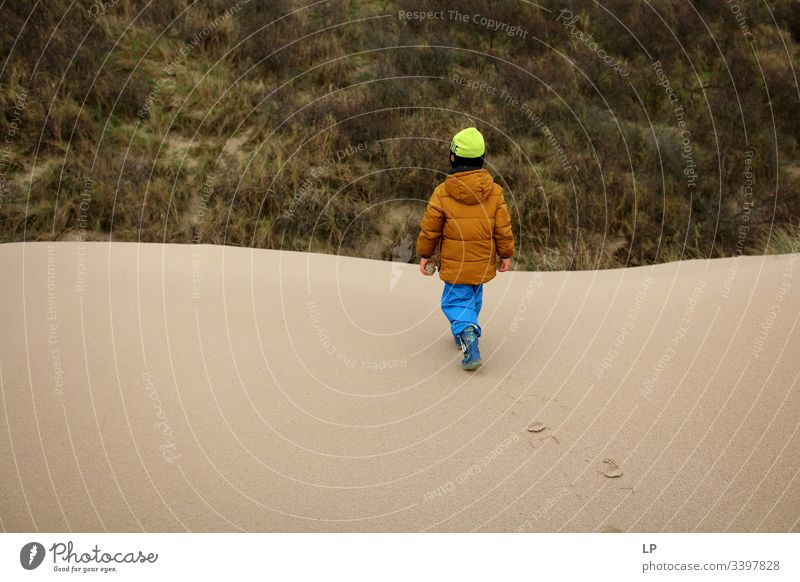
[{"xmin": 1, "ymin": 0, "xmax": 798, "ymax": 269}]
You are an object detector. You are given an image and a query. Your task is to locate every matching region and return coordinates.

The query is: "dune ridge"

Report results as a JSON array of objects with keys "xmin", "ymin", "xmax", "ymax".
[{"xmin": 0, "ymin": 242, "xmax": 798, "ymax": 532}]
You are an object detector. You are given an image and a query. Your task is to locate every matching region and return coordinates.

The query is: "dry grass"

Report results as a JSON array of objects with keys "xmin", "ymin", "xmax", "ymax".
[{"xmin": 1, "ymin": 0, "xmax": 799, "ymax": 269}]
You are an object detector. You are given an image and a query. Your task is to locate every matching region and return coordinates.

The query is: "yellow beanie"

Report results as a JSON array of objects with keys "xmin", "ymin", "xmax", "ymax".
[{"xmin": 450, "ymin": 127, "xmax": 485, "ymax": 158}]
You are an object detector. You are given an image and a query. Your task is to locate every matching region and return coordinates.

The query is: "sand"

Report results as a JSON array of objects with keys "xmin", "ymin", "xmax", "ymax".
[{"xmin": 0, "ymin": 241, "xmax": 798, "ymax": 532}]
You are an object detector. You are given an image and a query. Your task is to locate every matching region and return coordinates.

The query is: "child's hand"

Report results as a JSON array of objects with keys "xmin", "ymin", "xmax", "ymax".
[
  {"xmin": 419, "ymin": 257, "xmax": 434, "ymax": 276},
  {"xmin": 498, "ymin": 257, "xmax": 511, "ymax": 272}
]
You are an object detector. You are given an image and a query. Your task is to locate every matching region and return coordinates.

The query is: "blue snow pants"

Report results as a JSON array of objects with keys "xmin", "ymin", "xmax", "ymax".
[{"xmin": 441, "ymin": 282, "xmax": 483, "ymax": 339}]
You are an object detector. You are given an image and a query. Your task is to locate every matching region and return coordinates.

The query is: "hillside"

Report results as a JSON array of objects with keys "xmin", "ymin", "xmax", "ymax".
[{"xmin": 1, "ymin": 1, "xmax": 799, "ymax": 269}]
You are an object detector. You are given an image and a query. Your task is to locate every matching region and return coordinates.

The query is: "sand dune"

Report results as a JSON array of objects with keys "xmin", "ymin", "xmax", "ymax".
[{"xmin": 0, "ymin": 241, "xmax": 798, "ymax": 532}]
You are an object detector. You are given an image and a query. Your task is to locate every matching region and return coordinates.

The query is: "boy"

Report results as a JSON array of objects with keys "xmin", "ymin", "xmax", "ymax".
[{"xmin": 416, "ymin": 127, "xmax": 515, "ymax": 370}]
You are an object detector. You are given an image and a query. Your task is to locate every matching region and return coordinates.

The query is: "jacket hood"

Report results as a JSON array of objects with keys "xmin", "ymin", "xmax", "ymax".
[{"xmin": 444, "ymin": 169, "xmax": 494, "ymax": 205}]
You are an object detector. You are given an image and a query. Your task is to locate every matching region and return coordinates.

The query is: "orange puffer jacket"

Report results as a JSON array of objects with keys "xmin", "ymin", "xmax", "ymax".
[{"xmin": 416, "ymin": 168, "xmax": 515, "ymax": 285}]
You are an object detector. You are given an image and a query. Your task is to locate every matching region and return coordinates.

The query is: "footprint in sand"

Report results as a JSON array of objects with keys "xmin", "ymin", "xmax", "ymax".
[{"xmin": 600, "ymin": 458, "xmax": 624, "ymax": 478}]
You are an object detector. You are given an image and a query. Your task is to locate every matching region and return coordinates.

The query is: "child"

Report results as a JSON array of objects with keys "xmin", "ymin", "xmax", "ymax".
[{"xmin": 416, "ymin": 127, "xmax": 515, "ymax": 370}]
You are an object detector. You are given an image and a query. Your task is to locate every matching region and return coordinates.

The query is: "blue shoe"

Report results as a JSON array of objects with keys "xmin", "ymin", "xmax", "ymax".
[
  {"xmin": 454, "ymin": 335, "xmax": 461, "ymax": 349},
  {"xmin": 458, "ymin": 326, "xmax": 482, "ymax": 370}
]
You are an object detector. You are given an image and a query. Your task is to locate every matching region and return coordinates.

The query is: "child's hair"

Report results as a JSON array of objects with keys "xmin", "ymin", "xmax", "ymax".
[{"xmin": 450, "ymin": 152, "xmax": 484, "ymax": 169}]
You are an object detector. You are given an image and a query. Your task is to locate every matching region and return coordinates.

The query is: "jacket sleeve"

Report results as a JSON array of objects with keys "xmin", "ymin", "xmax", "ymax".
[
  {"xmin": 494, "ymin": 189, "xmax": 515, "ymax": 258},
  {"xmin": 416, "ymin": 188, "xmax": 445, "ymax": 258}
]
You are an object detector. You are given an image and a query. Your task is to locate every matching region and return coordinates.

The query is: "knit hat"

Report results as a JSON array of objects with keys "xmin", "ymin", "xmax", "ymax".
[{"xmin": 450, "ymin": 127, "xmax": 485, "ymax": 158}]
